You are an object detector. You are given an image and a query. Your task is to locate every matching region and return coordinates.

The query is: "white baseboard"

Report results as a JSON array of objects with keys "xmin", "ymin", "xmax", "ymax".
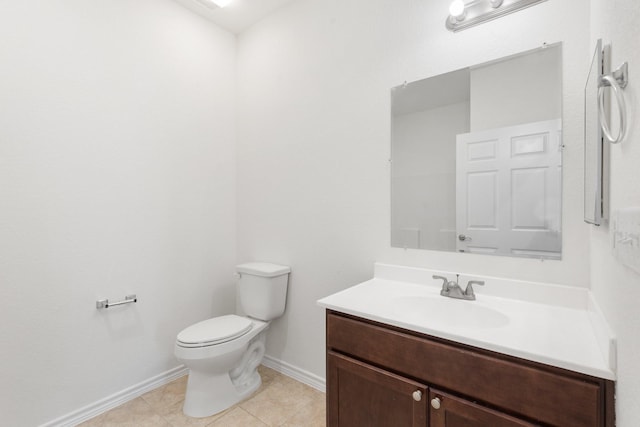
[
  {"xmin": 40, "ymin": 365, "xmax": 188, "ymax": 427},
  {"xmin": 41, "ymin": 356, "xmax": 324, "ymax": 426},
  {"xmin": 261, "ymin": 355, "xmax": 326, "ymax": 393}
]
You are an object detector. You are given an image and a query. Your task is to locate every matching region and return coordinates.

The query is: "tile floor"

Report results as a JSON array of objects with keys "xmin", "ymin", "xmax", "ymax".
[{"xmin": 78, "ymin": 366, "xmax": 326, "ymax": 427}]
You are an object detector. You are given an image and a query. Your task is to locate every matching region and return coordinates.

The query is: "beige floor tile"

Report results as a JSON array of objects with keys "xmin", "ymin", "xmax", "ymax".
[
  {"xmin": 240, "ymin": 374, "xmax": 320, "ymax": 426},
  {"xmin": 76, "ymin": 412, "xmax": 107, "ymax": 427},
  {"xmin": 281, "ymin": 387, "xmax": 326, "ymax": 427},
  {"xmin": 208, "ymin": 407, "xmax": 268, "ymax": 427},
  {"xmin": 257, "ymin": 365, "xmax": 280, "ymax": 390},
  {"xmin": 141, "ymin": 375, "xmax": 188, "ymax": 411},
  {"xmin": 157, "ymin": 399, "xmax": 230, "ymax": 427},
  {"xmin": 76, "ymin": 367, "xmax": 326, "ymax": 427},
  {"xmin": 87, "ymin": 397, "xmax": 171, "ymax": 426}
]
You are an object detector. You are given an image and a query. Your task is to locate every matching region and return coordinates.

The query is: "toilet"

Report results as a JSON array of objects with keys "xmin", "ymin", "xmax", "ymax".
[{"xmin": 174, "ymin": 262, "xmax": 290, "ymax": 418}]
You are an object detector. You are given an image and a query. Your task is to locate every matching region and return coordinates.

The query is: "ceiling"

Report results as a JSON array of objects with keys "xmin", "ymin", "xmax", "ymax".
[{"xmin": 173, "ymin": 0, "xmax": 299, "ymax": 34}]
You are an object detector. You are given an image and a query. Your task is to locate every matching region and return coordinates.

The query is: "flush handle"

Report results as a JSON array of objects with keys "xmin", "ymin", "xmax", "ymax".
[{"xmin": 412, "ymin": 390, "xmax": 422, "ymax": 402}]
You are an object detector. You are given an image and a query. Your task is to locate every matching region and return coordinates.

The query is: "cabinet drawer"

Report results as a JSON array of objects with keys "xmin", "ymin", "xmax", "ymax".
[{"xmin": 327, "ymin": 312, "xmax": 607, "ymax": 427}]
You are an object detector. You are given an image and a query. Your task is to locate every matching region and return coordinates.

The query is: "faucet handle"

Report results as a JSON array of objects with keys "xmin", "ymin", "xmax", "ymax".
[
  {"xmin": 432, "ymin": 275, "xmax": 449, "ymax": 295},
  {"xmin": 463, "ymin": 280, "xmax": 484, "ymax": 299}
]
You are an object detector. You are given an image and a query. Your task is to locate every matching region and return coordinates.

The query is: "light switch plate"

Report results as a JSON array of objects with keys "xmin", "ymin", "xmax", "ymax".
[{"xmin": 612, "ymin": 207, "xmax": 640, "ymax": 274}]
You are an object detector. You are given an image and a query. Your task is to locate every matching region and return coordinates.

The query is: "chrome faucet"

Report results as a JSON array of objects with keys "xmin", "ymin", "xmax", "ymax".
[{"xmin": 433, "ymin": 274, "xmax": 484, "ymax": 301}]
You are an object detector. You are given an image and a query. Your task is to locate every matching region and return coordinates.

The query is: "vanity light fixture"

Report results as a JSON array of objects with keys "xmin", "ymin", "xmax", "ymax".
[
  {"xmin": 446, "ymin": 0, "xmax": 547, "ymax": 32},
  {"xmin": 210, "ymin": 0, "xmax": 233, "ymax": 7},
  {"xmin": 449, "ymin": 0, "xmax": 467, "ymax": 22},
  {"xmin": 193, "ymin": 0, "xmax": 233, "ymax": 10}
]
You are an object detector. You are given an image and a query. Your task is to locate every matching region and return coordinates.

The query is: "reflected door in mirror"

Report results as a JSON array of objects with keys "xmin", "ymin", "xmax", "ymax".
[{"xmin": 455, "ymin": 119, "xmax": 562, "ymax": 259}]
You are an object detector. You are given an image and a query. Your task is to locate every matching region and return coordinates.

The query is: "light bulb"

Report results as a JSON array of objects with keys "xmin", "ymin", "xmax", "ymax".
[
  {"xmin": 449, "ymin": 0, "xmax": 466, "ymax": 19},
  {"xmin": 490, "ymin": 0, "xmax": 504, "ymax": 7},
  {"xmin": 211, "ymin": 0, "xmax": 233, "ymax": 7}
]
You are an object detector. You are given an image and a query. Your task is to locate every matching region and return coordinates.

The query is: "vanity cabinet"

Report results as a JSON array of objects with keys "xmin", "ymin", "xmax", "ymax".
[
  {"xmin": 326, "ymin": 311, "xmax": 615, "ymax": 427},
  {"xmin": 328, "ymin": 352, "xmax": 427, "ymax": 426},
  {"xmin": 428, "ymin": 390, "xmax": 536, "ymax": 427}
]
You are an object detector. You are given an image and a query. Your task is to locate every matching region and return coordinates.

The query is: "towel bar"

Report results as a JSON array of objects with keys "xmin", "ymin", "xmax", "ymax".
[{"xmin": 96, "ymin": 294, "xmax": 137, "ymax": 309}]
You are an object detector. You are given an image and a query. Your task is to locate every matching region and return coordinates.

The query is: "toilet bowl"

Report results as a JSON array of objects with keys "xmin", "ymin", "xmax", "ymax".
[
  {"xmin": 174, "ymin": 262, "xmax": 290, "ymax": 418},
  {"xmin": 175, "ymin": 315, "xmax": 269, "ymax": 417}
]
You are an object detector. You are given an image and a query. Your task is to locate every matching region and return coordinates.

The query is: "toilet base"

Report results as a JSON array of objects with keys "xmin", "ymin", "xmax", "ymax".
[
  {"xmin": 182, "ymin": 370, "xmax": 261, "ymax": 418},
  {"xmin": 181, "ymin": 330, "xmax": 267, "ymax": 418}
]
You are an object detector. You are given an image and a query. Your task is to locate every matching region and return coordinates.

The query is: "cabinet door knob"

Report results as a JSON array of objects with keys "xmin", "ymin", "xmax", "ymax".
[
  {"xmin": 431, "ymin": 397, "xmax": 441, "ymax": 409},
  {"xmin": 412, "ymin": 390, "xmax": 422, "ymax": 402}
]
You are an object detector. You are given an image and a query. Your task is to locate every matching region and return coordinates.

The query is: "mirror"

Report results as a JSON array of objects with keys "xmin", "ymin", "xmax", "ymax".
[
  {"xmin": 391, "ymin": 44, "xmax": 563, "ymax": 259},
  {"xmin": 584, "ymin": 39, "xmax": 608, "ymax": 226}
]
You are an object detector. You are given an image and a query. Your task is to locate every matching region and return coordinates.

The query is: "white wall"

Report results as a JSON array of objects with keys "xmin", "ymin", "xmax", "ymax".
[
  {"xmin": 589, "ymin": 0, "xmax": 640, "ymax": 425},
  {"xmin": 0, "ymin": 1, "xmax": 237, "ymax": 425},
  {"xmin": 237, "ymin": 0, "xmax": 591, "ymax": 381}
]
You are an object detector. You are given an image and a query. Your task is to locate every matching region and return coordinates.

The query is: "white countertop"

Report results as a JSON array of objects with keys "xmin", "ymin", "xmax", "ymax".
[{"xmin": 317, "ymin": 264, "xmax": 616, "ymax": 381}]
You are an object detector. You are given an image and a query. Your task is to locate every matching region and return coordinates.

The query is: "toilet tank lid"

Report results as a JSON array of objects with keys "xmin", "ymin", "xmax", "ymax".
[{"xmin": 236, "ymin": 262, "xmax": 291, "ymax": 277}]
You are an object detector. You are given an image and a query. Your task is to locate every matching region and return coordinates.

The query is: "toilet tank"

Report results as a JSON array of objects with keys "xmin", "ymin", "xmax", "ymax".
[{"xmin": 236, "ymin": 262, "xmax": 290, "ymax": 321}]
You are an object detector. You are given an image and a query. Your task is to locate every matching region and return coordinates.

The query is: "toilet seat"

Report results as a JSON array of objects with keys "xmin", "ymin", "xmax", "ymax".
[{"xmin": 177, "ymin": 315, "xmax": 253, "ymax": 348}]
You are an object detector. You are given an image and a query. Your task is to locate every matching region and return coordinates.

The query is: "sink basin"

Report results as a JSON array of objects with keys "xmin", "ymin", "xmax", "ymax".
[{"xmin": 392, "ymin": 296, "xmax": 510, "ymax": 329}]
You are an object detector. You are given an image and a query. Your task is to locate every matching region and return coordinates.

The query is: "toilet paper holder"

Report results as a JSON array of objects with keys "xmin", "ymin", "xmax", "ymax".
[{"xmin": 96, "ymin": 294, "xmax": 137, "ymax": 309}]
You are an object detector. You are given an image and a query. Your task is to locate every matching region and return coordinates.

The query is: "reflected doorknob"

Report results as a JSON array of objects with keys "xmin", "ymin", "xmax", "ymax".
[{"xmin": 458, "ymin": 234, "xmax": 471, "ymax": 241}]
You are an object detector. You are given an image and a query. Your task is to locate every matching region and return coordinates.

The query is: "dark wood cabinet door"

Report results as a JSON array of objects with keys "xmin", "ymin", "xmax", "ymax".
[
  {"xmin": 429, "ymin": 390, "xmax": 539, "ymax": 427},
  {"xmin": 327, "ymin": 351, "xmax": 428, "ymax": 427}
]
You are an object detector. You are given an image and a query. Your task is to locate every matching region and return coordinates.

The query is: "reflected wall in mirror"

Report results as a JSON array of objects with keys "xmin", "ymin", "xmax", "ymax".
[{"xmin": 391, "ymin": 44, "xmax": 563, "ymax": 259}]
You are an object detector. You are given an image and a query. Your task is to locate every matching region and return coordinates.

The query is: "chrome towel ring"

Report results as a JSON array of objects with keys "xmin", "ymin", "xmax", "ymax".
[{"xmin": 598, "ymin": 62, "xmax": 628, "ymax": 144}]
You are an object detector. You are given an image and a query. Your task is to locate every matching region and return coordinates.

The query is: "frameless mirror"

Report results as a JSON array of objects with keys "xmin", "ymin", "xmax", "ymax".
[
  {"xmin": 584, "ymin": 39, "xmax": 608, "ymax": 226},
  {"xmin": 391, "ymin": 44, "xmax": 563, "ymax": 259}
]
